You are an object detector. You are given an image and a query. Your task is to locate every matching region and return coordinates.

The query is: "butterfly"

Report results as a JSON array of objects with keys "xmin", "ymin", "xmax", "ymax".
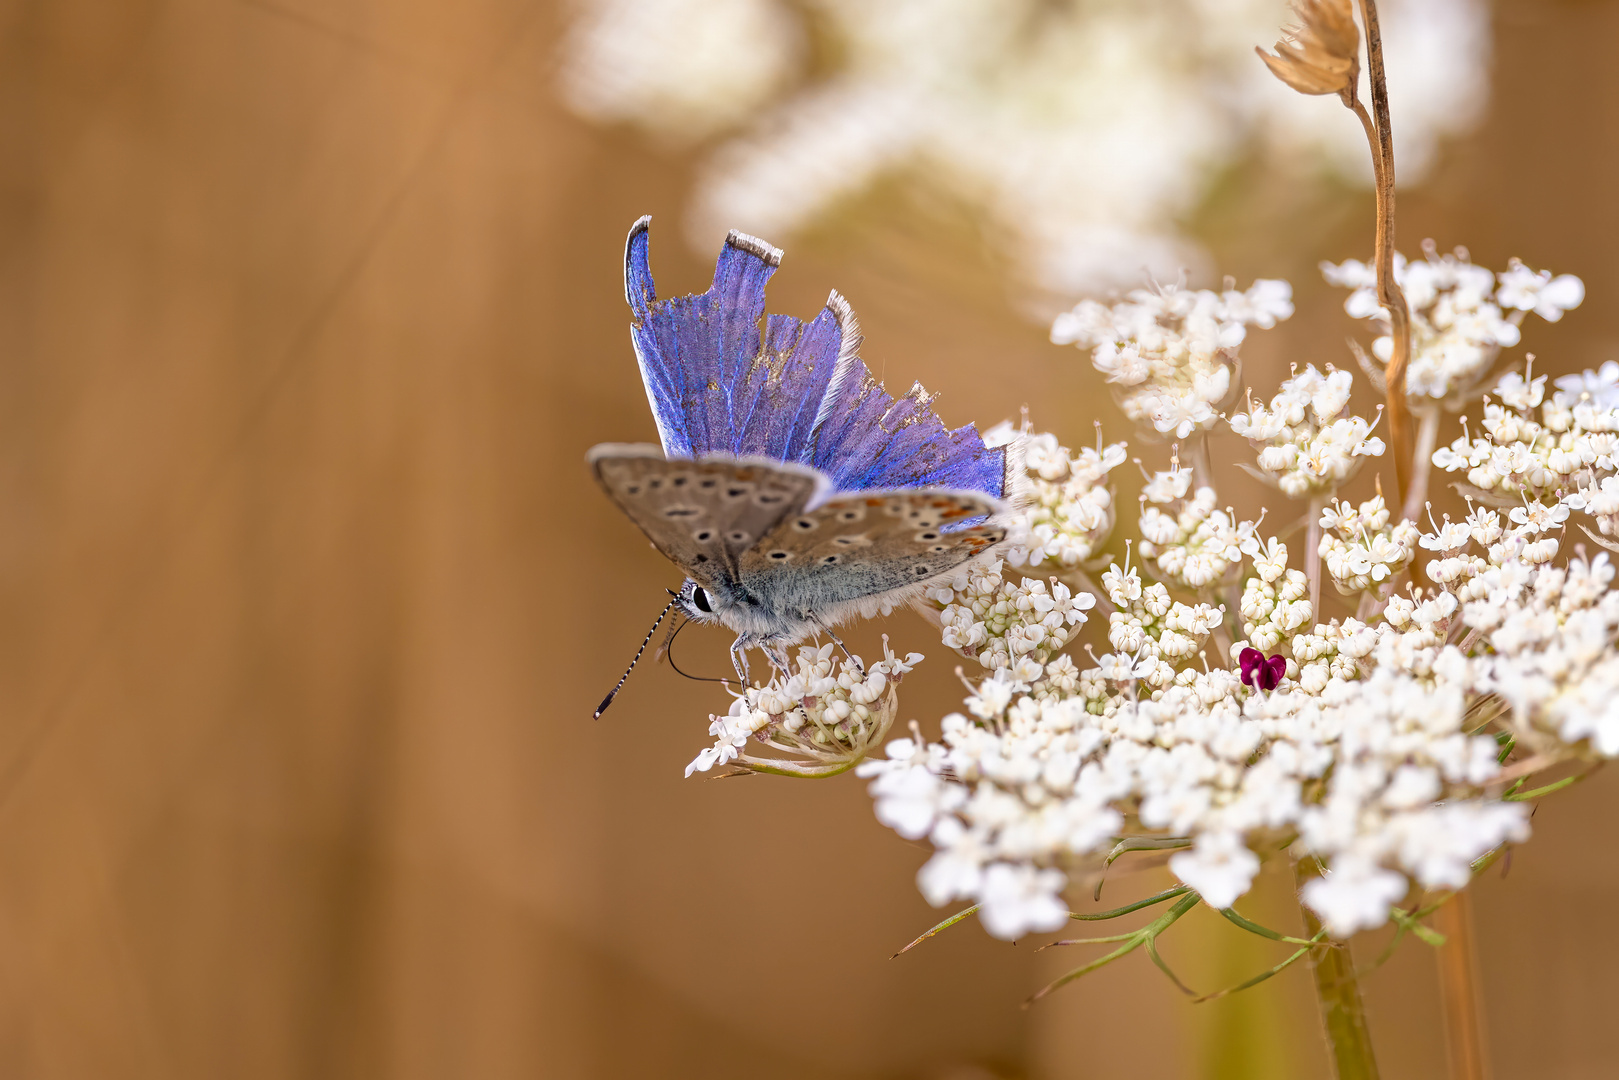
[{"xmin": 590, "ymin": 217, "xmax": 1012, "ymax": 710}]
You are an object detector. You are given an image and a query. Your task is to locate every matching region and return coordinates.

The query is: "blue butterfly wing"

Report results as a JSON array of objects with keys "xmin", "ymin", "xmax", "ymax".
[
  {"xmin": 625, "ymin": 217, "xmax": 842, "ymax": 463},
  {"xmin": 622, "ymin": 217, "xmax": 1007, "ymax": 500},
  {"xmin": 809, "ymin": 370, "xmax": 1007, "ymax": 495}
]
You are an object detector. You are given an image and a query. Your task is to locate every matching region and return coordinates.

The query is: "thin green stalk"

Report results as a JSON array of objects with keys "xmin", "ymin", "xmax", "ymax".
[
  {"xmin": 1073, "ymin": 884, "xmax": 1191, "ymax": 920},
  {"xmin": 1027, "ymin": 892, "xmax": 1201, "ymax": 1005},
  {"xmin": 890, "ymin": 905, "xmax": 979, "ymax": 958},
  {"xmin": 1094, "ymin": 836, "xmax": 1192, "ymax": 900},
  {"xmin": 1295, "ymin": 859, "xmax": 1381, "ymax": 1079}
]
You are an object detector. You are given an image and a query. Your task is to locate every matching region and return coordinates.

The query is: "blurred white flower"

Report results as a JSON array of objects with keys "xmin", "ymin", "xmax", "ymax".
[
  {"xmin": 559, "ymin": 0, "xmax": 800, "ymax": 140},
  {"xmin": 1055, "ymin": 279, "xmax": 1290, "ymax": 439},
  {"xmin": 1324, "ymin": 247, "xmax": 1581, "ymax": 407},
  {"xmin": 1300, "ymin": 856, "xmax": 1409, "ymax": 937},
  {"xmin": 1496, "ymin": 259, "xmax": 1586, "ymax": 322},
  {"xmin": 560, "ymin": 0, "xmax": 1491, "ymax": 295},
  {"xmin": 1170, "ymin": 832, "xmax": 1261, "ymax": 909},
  {"xmin": 976, "ymin": 862, "xmax": 1071, "ymax": 940},
  {"xmin": 1554, "ymin": 360, "xmax": 1619, "ymax": 411}
]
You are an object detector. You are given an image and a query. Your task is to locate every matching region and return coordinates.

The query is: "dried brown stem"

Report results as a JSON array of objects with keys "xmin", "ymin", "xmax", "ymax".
[
  {"xmin": 1353, "ymin": 0, "xmax": 1414, "ymax": 513},
  {"xmin": 1433, "ymin": 891, "xmax": 1490, "ymax": 1080}
]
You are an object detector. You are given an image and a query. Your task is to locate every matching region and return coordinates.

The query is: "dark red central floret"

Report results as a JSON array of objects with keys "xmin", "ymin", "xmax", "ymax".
[{"xmin": 1239, "ymin": 647, "xmax": 1287, "ymax": 691}]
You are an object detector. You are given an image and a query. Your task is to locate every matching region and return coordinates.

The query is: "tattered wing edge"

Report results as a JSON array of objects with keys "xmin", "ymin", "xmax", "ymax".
[
  {"xmin": 810, "ymin": 290, "xmax": 866, "ymax": 440},
  {"xmin": 623, "ymin": 215, "xmax": 652, "ymax": 307},
  {"xmin": 725, "ymin": 229, "xmax": 784, "ymax": 268}
]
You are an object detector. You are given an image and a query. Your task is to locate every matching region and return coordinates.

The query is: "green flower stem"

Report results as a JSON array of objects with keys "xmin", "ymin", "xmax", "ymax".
[
  {"xmin": 890, "ymin": 905, "xmax": 980, "ymax": 958},
  {"xmin": 1093, "ymin": 837, "xmax": 1192, "ymax": 900},
  {"xmin": 1294, "ymin": 859, "xmax": 1381, "ymax": 1079},
  {"xmin": 1027, "ymin": 892, "xmax": 1201, "ymax": 1006}
]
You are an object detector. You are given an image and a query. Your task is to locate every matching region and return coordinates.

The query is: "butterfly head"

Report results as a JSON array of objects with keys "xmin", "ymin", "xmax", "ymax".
[
  {"xmin": 675, "ymin": 578, "xmax": 724, "ymax": 625},
  {"xmin": 673, "ymin": 577, "xmax": 806, "ymax": 654}
]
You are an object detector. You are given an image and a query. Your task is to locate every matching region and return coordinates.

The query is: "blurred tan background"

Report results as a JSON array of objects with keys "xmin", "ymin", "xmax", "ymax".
[{"xmin": 1, "ymin": 0, "xmax": 1618, "ymax": 1077}]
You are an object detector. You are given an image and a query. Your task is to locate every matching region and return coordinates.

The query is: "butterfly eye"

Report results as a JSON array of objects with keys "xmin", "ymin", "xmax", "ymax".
[{"xmin": 690, "ymin": 586, "xmax": 713, "ymax": 613}]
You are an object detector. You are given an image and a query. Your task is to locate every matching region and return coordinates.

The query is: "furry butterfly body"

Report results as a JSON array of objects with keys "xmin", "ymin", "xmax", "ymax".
[{"xmin": 592, "ymin": 217, "xmax": 1010, "ymax": 681}]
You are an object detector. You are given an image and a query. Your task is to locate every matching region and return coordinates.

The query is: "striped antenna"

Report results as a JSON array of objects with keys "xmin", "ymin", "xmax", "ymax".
[{"xmin": 594, "ymin": 596, "xmax": 678, "ymax": 719}]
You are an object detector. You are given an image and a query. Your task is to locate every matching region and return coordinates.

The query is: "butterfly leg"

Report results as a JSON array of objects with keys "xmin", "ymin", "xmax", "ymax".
[
  {"xmin": 762, "ymin": 643, "xmax": 792, "ymax": 676},
  {"xmin": 729, "ymin": 636, "xmax": 752, "ymax": 685},
  {"xmin": 818, "ymin": 624, "xmax": 864, "ymax": 677}
]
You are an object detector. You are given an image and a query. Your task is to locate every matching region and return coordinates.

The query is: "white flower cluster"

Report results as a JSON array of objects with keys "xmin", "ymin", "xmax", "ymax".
[
  {"xmin": 1097, "ymin": 557, "xmax": 1224, "ymax": 690},
  {"xmin": 1293, "ymin": 664, "xmax": 1529, "ymax": 935},
  {"xmin": 1232, "ymin": 538, "xmax": 1313, "ymax": 661},
  {"xmin": 1051, "ymin": 280, "xmax": 1293, "ymax": 439},
  {"xmin": 1318, "ymin": 496, "xmax": 1420, "ymax": 596},
  {"xmin": 858, "ymin": 528, "xmax": 1550, "ymax": 938},
  {"xmin": 561, "ymin": 0, "xmax": 1492, "ymax": 296},
  {"xmin": 1468, "ymin": 552, "xmax": 1619, "ymax": 755},
  {"xmin": 999, "ymin": 430, "xmax": 1127, "ymax": 571},
  {"xmin": 1228, "ymin": 365, "xmax": 1385, "ymax": 497},
  {"xmin": 1433, "ymin": 365, "xmax": 1619, "ymax": 505},
  {"xmin": 686, "ymin": 641, "xmax": 921, "ymax": 777},
  {"xmin": 1555, "ymin": 360, "xmax": 1619, "ymax": 412},
  {"xmin": 1568, "ymin": 477, "xmax": 1619, "ymax": 545},
  {"xmin": 927, "ymin": 560, "xmax": 1094, "ymax": 674},
  {"xmin": 845, "ymin": 368, "xmax": 1619, "ymax": 944},
  {"xmin": 656, "ymin": 208, "xmax": 1612, "ymax": 980},
  {"xmin": 1138, "ymin": 466, "xmax": 1248, "ymax": 592},
  {"xmin": 1323, "ymin": 246, "xmax": 1583, "ymax": 405}
]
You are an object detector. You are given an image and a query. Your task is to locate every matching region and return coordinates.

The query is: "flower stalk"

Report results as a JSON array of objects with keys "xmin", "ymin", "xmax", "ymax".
[
  {"xmin": 1401, "ymin": 407, "xmax": 1441, "ymax": 523},
  {"xmin": 1294, "ymin": 858, "xmax": 1381, "ymax": 1079},
  {"xmin": 1306, "ymin": 495, "xmax": 1327, "ymax": 622},
  {"xmin": 1258, "ymin": 0, "xmax": 1413, "ymax": 508},
  {"xmin": 1432, "ymin": 891, "xmax": 1489, "ymax": 1080},
  {"xmin": 1349, "ymin": 9, "xmax": 1488, "ymax": 1068},
  {"xmin": 1353, "ymin": 0, "xmax": 1415, "ymax": 513}
]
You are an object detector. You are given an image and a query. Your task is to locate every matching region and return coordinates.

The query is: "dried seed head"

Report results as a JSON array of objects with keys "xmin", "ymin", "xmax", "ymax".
[{"xmin": 1256, "ymin": 0, "xmax": 1360, "ymax": 99}]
